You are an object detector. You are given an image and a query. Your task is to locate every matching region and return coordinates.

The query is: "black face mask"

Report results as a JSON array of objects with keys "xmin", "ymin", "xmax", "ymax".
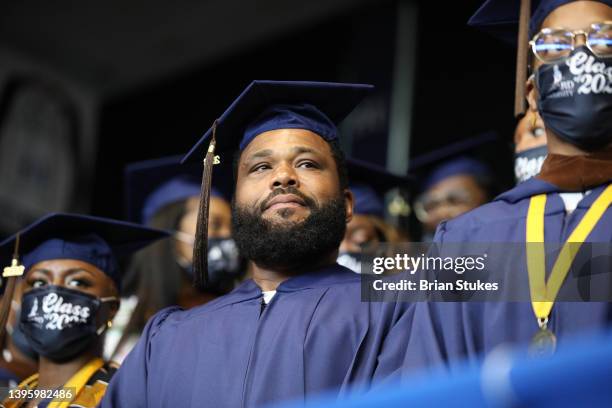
[
  {"xmin": 514, "ymin": 145, "xmax": 548, "ymax": 184},
  {"xmin": 536, "ymin": 46, "xmax": 612, "ymax": 151},
  {"xmin": 179, "ymin": 238, "xmax": 245, "ymax": 292},
  {"xmin": 20, "ymin": 285, "xmax": 116, "ymax": 363}
]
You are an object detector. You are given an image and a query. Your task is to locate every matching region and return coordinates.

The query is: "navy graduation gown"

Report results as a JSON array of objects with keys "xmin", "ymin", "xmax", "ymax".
[
  {"xmin": 403, "ymin": 179, "xmax": 612, "ymax": 373},
  {"xmin": 101, "ymin": 264, "xmax": 413, "ymax": 407}
]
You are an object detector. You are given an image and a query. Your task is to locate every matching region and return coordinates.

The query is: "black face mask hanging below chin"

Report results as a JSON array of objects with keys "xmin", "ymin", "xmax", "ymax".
[
  {"xmin": 19, "ymin": 285, "xmax": 116, "ymax": 363},
  {"xmin": 536, "ymin": 46, "xmax": 612, "ymax": 151}
]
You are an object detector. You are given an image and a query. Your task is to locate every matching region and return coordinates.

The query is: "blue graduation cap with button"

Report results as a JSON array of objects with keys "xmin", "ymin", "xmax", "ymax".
[
  {"xmin": 124, "ymin": 155, "xmax": 232, "ymax": 225},
  {"xmin": 181, "ymin": 80, "xmax": 374, "ymax": 288},
  {"xmin": 0, "ymin": 213, "xmax": 169, "ymax": 290},
  {"xmin": 346, "ymin": 157, "xmax": 412, "ymax": 218},
  {"xmin": 182, "ymin": 80, "xmax": 374, "ymax": 162}
]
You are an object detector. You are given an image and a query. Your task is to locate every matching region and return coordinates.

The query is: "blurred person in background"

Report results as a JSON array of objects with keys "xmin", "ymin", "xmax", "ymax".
[
  {"xmin": 411, "ymin": 134, "xmax": 499, "ymax": 240},
  {"xmin": 402, "ymin": 0, "xmax": 612, "ymax": 374},
  {"xmin": 106, "ymin": 156, "xmax": 243, "ymax": 362},
  {"xmin": 0, "ymin": 213, "xmax": 167, "ymax": 408},
  {"xmin": 338, "ymin": 157, "xmax": 411, "ymax": 273},
  {"xmin": 514, "ymin": 85, "xmax": 548, "ymax": 184}
]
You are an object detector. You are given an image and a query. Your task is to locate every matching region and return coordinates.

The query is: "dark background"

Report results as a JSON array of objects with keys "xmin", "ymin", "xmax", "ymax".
[{"xmin": 0, "ymin": 0, "xmax": 516, "ymax": 236}]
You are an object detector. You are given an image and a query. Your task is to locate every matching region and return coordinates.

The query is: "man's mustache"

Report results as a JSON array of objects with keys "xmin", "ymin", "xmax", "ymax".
[{"xmin": 259, "ymin": 187, "xmax": 317, "ymax": 214}]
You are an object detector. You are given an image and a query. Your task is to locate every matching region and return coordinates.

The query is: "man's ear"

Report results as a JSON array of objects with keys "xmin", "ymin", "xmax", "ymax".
[
  {"xmin": 344, "ymin": 189, "xmax": 354, "ymax": 224},
  {"xmin": 526, "ymin": 76, "xmax": 538, "ymax": 113}
]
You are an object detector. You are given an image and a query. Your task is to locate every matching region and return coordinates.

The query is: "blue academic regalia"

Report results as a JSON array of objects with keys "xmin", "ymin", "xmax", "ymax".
[
  {"xmin": 402, "ymin": 178, "xmax": 612, "ymax": 372},
  {"xmin": 101, "ymin": 264, "xmax": 414, "ymax": 408}
]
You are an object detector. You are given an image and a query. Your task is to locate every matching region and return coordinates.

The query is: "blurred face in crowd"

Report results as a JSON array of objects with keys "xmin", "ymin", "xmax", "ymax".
[
  {"xmin": 340, "ymin": 215, "xmax": 381, "ymax": 253},
  {"xmin": 175, "ymin": 195, "xmax": 232, "ymax": 263},
  {"xmin": 526, "ymin": 1, "xmax": 612, "ymax": 152},
  {"xmin": 232, "ymin": 129, "xmax": 353, "ymax": 269},
  {"xmin": 514, "ymin": 110, "xmax": 547, "ymax": 153},
  {"xmin": 418, "ymin": 174, "xmax": 488, "ymax": 234}
]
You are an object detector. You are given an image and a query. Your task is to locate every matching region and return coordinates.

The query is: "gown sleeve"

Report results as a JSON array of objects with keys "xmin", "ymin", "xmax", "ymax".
[
  {"xmin": 400, "ymin": 221, "xmax": 472, "ymax": 375},
  {"xmin": 99, "ymin": 306, "xmax": 181, "ymax": 408}
]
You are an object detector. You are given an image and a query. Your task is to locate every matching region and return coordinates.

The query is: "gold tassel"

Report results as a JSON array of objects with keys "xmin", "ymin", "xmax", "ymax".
[
  {"xmin": 515, "ymin": 0, "xmax": 532, "ymax": 117},
  {"xmin": 192, "ymin": 120, "xmax": 221, "ymax": 288},
  {"xmin": 0, "ymin": 234, "xmax": 25, "ymax": 347}
]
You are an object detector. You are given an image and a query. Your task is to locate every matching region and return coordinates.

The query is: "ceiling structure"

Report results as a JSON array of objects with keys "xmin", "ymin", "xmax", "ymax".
[{"xmin": 0, "ymin": 0, "xmax": 374, "ymax": 98}]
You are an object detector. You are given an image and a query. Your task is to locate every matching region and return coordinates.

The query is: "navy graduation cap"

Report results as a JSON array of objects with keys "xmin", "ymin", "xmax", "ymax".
[
  {"xmin": 0, "ymin": 213, "xmax": 170, "ymax": 290},
  {"xmin": 346, "ymin": 158, "xmax": 412, "ymax": 218},
  {"xmin": 469, "ymin": 0, "xmax": 612, "ymax": 44},
  {"xmin": 182, "ymin": 80, "xmax": 373, "ymax": 287},
  {"xmin": 409, "ymin": 131, "xmax": 498, "ymax": 192},
  {"xmin": 124, "ymin": 155, "xmax": 232, "ymax": 225},
  {"xmin": 182, "ymin": 80, "xmax": 374, "ymax": 162}
]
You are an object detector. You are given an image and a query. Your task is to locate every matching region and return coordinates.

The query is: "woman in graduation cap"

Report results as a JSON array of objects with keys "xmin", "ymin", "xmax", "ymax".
[
  {"xmin": 0, "ymin": 213, "xmax": 167, "ymax": 408},
  {"xmin": 107, "ymin": 155, "xmax": 244, "ymax": 362},
  {"xmin": 402, "ymin": 0, "xmax": 612, "ymax": 374}
]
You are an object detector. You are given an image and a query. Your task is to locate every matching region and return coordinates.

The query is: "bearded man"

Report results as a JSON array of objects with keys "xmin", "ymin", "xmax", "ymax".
[{"xmin": 101, "ymin": 81, "xmax": 414, "ymax": 408}]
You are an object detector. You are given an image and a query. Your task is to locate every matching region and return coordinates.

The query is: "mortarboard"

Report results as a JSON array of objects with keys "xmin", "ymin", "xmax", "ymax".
[
  {"xmin": 468, "ymin": 0, "xmax": 612, "ymax": 116},
  {"xmin": 469, "ymin": 0, "xmax": 612, "ymax": 44},
  {"xmin": 181, "ymin": 80, "xmax": 373, "ymax": 287},
  {"xmin": 182, "ymin": 80, "xmax": 374, "ymax": 162},
  {"xmin": 124, "ymin": 155, "xmax": 232, "ymax": 225},
  {"xmin": 0, "ymin": 213, "xmax": 169, "ymax": 290},
  {"xmin": 346, "ymin": 158, "xmax": 412, "ymax": 218},
  {"xmin": 409, "ymin": 131, "xmax": 498, "ymax": 192}
]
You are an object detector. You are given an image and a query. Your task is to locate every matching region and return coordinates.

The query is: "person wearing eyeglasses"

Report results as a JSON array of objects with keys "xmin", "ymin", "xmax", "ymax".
[
  {"xmin": 413, "ymin": 157, "xmax": 493, "ymax": 241},
  {"xmin": 410, "ymin": 133, "xmax": 499, "ymax": 241},
  {"xmin": 401, "ymin": 0, "xmax": 612, "ymax": 374}
]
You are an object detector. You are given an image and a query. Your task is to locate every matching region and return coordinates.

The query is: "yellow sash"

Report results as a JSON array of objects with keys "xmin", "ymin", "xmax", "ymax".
[
  {"xmin": 4, "ymin": 357, "xmax": 105, "ymax": 408},
  {"xmin": 47, "ymin": 357, "xmax": 105, "ymax": 408},
  {"xmin": 526, "ymin": 184, "xmax": 612, "ymax": 325}
]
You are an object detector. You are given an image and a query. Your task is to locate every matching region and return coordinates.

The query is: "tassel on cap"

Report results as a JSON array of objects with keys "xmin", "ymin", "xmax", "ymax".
[
  {"xmin": 514, "ymin": 0, "xmax": 532, "ymax": 117},
  {"xmin": 0, "ymin": 234, "xmax": 25, "ymax": 347},
  {"xmin": 192, "ymin": 120, "xmax": 220, "ymax": 288}
]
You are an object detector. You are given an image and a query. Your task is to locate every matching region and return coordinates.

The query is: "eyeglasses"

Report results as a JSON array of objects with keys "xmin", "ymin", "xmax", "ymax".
[
  {"xmin": 413, "ymin": 189, "xmax": 476, "ymax": 223},
  {"xmin": 530, "ymin": 22, "xmax": 612, "ymax": 63}
]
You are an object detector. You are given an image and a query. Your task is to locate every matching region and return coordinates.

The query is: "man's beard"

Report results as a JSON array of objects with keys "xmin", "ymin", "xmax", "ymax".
[{"xmin": 232, "ymin": 188, "xmax": 347, "ymax": 270}]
